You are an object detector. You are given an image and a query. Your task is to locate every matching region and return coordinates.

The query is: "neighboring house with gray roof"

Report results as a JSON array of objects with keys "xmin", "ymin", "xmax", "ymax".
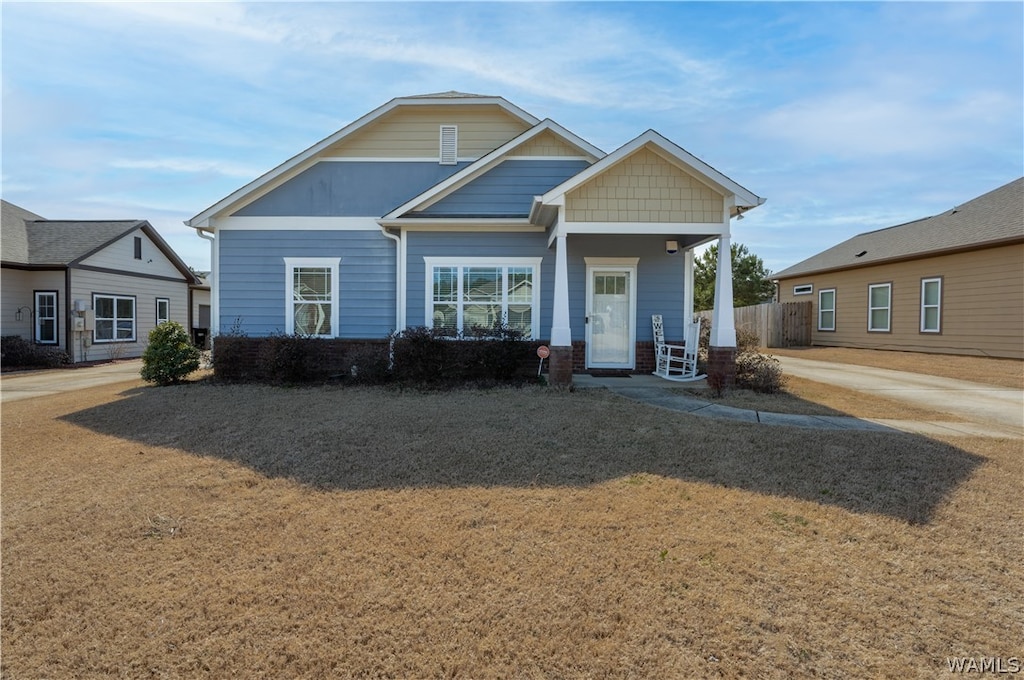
[
  {"xmin": 2, "ymin": 200, "xmax": 199, "ymax": 363},
  {"xmin": 774, "ymin": 178, "xmax": 1024, "ymax": 359}
]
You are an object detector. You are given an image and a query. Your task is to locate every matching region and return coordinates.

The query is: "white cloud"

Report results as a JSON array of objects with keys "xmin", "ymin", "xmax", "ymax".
[{"xmin": 110, "ymin": 158, "xmax": 263, "ymax": 179}]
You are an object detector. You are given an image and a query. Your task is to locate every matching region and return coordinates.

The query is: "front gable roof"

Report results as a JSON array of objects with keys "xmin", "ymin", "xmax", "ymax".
[
  {"xmin": 773, "ymin": 177, "xmax": 1024, "ymax": 280},
  {"xmin": 380, "ymin": 119, "xmax": 605, "ymax": 222},
  {"xmin": 531, "ymin": 129, "xmax": 765, "ymax": 226},
  {"xmin": 187, "ymin": 92, "xmax": 540, "ymax": 229}
]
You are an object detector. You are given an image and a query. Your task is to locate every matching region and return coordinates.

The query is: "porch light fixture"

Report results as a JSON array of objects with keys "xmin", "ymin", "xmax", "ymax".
[
  {"xmin": 15, "ymin": 306, "xmax": 34, "ymax": 321},
  {"xmin": 665, "ymin": 240, "xmax": 679, "ymax": 255}
]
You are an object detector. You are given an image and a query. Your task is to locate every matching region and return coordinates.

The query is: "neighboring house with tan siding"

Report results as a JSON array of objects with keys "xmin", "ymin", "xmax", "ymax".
[
  {"xmin": 774, "ymin": 178, "xmax": 1024, "ymax": 359},
  {"xmin": 1, "ymin": 200, "xmax": 199, "ymax": 363}
]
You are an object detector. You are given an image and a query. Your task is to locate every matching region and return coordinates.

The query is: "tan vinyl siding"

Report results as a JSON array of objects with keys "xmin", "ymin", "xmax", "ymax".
[
  {"xmin": 777, "ymin": 243, "xmax": 1024, "ymax": 358},
  {"xmin": 564, "ymin": 147, "xmax": 724, "ymax": 223},
  {"xmin": 69, "ymin": 269, "xmax": 190, "ymax": 362},
  {"xmin": 326, "ymin": 106, "xmax": 531, "ymax": 159},
  {"xmin": 79, "ymin": 232, "xmax": 184, "ymax": 279},
  {"xmin": 509, "ymin": 130, "xmax": 585, "ymax": 157}
]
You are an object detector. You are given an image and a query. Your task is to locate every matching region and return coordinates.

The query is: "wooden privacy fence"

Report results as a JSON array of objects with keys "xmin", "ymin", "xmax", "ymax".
[{"xmin": 696, "ymin": 301, "xmax": 811, "ymax": 348}]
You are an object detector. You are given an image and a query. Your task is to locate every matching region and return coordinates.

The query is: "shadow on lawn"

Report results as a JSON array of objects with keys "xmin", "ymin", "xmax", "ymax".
[{"xmin": 59, "ymin": 381, "xmax": 985, "ymax": 524}]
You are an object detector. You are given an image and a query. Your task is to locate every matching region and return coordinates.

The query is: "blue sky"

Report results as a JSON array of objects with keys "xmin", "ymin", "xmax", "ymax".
[{"xmin": 2, "ymin": 1, "xmax": 1021, "ymax": 273}]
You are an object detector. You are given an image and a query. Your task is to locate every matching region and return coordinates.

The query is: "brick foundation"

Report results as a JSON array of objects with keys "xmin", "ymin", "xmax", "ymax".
[
  {"xmin": 707, "ymin": 346, "xmax": 737, "ymax": 388},
  {"xmin": 547, "ymin": 345, "xmax": 574, "ymax": 386}
]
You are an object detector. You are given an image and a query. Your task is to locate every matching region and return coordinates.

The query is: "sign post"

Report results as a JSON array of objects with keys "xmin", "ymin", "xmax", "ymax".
[{"xmin": 536, "ymin": 345, "xmax": 550, "ymax": 378}]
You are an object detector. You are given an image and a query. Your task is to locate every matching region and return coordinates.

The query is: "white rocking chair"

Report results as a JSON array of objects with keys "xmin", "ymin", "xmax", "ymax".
[{"xmin": 652, "ymin": 315, "xmax": 704, "ymax": 382}]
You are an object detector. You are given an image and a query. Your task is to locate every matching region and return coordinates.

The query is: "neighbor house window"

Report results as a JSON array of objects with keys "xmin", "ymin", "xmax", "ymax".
[
  {"xmin": 868, "ymin": 283, "xmax": 891, "ymax": 332},
  {"xmin": 134, "ymin": 236, "xmax": 142, "ymax": 260},
  {"xmin": 156, "ymin": 298, "xmax": 170, "ymax": 326},
  {"xmin": 94, "ymin": 294, "xmax": 136, "ymax": 342},
  {"xmin": 424, "ymin": 257, "xmax": 541, "ymax": 338},
  {"xmin": 818, "ymin": 288, "xmax": 836, "ymax": 331},
  {"xmin": 920, "ymin": 277, "xmax": 942, "ymax": 333},
  {"xmin": 793, "ymin": 284, "xmax": 813, "ymax": 296},
  {"xmin": 284, "ymin": 258, "xmax": 340, "ymax": 337},
  {"xmin": 35, "ymin": 291, "xmax": 58, "ymax": 344}
]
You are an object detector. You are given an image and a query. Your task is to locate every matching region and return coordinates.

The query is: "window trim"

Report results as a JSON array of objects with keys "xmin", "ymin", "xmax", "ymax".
[
  {"xmin": 793, "ymin": 284, "xmax": 813, "ymax": 296},
  {"xmin": 817, "ymin": 288, "xmax": 836, "ymax": 332},
  {"xmin": 93, "ymin": 293, "xmax": 137, "ymax": 343},
  {"xmin": 34, "ymin": 290, "xmax": 59, "ymax": 345},
  {"xmin": 423, "ymin": 257, "xmax": 542, "ymax": 339},
  {"xmin": 867, "ymin": 282, "xmax": 892, "ymax": 333},
  {"xmin": 156, "ymin": 297, "xmax": 170, "ymax": 326},
  {"xmin": 283, "ymin": 257, "xmax": 340, "ymax": 337},
  {"xmin": 920, "ymin": 277, "xmax": 942, "ymax": 334}
]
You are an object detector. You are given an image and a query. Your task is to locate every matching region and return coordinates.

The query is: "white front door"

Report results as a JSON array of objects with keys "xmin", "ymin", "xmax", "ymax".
[{"xmin": 585, "ymin": 260, "xmax": 637, "ymax": 369}]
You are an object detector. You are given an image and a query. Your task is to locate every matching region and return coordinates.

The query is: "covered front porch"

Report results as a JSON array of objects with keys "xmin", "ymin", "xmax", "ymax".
[{"xmin": 528, "ymin": 130, "xmax": 764, "ymax": 385}]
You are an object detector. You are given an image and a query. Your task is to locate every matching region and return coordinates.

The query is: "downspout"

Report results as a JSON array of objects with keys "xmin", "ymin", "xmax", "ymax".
[
  {"xmin": 378, "ymin": 225, "xmax": 403, "ymax": 333},
  {"xmin": 193, "ymin": 226, "xmax": 217, "ymax": 344},
  {"xmin": 64, "ymin": 267, "xmax": 74, "ymax": 362}
]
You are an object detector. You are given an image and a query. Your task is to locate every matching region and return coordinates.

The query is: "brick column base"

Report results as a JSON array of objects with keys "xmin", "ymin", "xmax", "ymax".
[
  {"xmin": 547, "ymin": 345, "xmax": 574, "ymax": 387},
  {"xmin": 707, "ymin": 346, "xmax": 737, "ymax": 388}
]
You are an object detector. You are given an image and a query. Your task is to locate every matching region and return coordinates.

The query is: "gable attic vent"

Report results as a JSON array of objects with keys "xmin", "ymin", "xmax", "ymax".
[{"xmin": 439, "ymin": 125, "xmax": 458, "ymax": 165}]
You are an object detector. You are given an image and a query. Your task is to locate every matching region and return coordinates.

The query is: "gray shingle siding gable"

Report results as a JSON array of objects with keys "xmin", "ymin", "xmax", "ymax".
[
  {"xmin": 218, "ymin": 229, "xmax": 396, "ymax": 337},
  {"xmin": 415, "ymin": 160, "xmax": 592, "ymax": 218},
  {"xmin": 233, "ymin": 161, "xmax": 471, "ymax": 217}
]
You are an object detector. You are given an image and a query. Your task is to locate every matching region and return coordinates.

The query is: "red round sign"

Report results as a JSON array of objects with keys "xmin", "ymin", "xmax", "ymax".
[{"xmin": 536, "ymin": 345, "xmax": 550, "ymax": 359}]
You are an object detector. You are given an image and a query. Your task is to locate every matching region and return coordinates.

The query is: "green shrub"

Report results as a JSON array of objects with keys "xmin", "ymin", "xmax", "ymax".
[
  {"xmin": 1, "ymin": 335, "xmax": 70, "ymax": 368},
  {"xmin": 141, "ymin": 322, "xmax": 201, "ymax": 385},
  {"xmin": 256, "ymin": 334, "xmax": 333, "ymax": 384},
  {"xmin": 345, "ymin": 342, "xmax": 392, "ymax": 384},
  {"xmin": 390, "ymin": 323, "xmax": 530, "ymax": 386}
]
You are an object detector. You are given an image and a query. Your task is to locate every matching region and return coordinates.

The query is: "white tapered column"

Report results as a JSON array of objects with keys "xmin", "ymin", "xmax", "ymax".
[
  {"xmin": 710, "ymin": 234, "xmax": 736, "ymax": 348},
  {"xmin": 548, "ymin": 232, "xmax": 573, "ymax": 385}
]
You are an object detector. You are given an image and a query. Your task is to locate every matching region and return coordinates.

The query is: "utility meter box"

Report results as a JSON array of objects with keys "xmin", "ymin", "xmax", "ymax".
[
  {"xmin": 83, "ymin": 309, "xmax": 96, "ymax": 332},
  {"xmin": 72, "ymin": 317, "xmax": 85, "ymax": 332}
]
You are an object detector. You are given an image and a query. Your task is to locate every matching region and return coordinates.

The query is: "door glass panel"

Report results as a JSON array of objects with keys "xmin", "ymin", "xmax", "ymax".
[{"xmin": 590, "ymin": 271, "xmax": 631, "ymax": 365}]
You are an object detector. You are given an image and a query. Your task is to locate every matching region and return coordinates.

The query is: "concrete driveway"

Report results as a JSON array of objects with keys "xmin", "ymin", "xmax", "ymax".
[
  {"xmin": 1, "ymin": 360, "xmax": 145, "ymax": 403},
  {"xmin": 774, "ymin": 355, "xmax": 1024, "ymax": 435}
]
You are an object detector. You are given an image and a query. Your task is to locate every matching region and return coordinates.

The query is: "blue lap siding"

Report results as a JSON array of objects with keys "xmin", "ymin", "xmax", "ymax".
[
  {"xmin": 218, "ymin": 229, "xmax": 395, "ymax": 337},
  {"xmin": 233, "ymin": 162, "xmax": 470, "ymax": 217}
]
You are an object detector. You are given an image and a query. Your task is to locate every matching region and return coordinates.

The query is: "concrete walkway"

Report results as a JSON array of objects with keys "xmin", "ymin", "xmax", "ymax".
[
  {"xmin": 0, "ymin": 359, "xmax": 145, "ymax": 403},
  {"xmin": 575, "ymin": 360, "xmax": 1023, "ymax": 439}
]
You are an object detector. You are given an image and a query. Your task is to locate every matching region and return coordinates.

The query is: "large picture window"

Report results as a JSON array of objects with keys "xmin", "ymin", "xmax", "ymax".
[
  {"xmin": 284, "ymin": 258, "xmax": 340, "ymax": 337},
  {"xmin": 35, "ymin": 291, "xmax": 58, "ymax": 344},
  {"xmin": 818, "ymin": 288, "xmax": 836, "ymax": 331},
  {"xmin": 920, "ymin": 278, "xmax": 942, "ymax": 333},
  {"xmin": 425, "ymin": 257, "xmax": 541, "ymax": 338},
  {"xmin": 868, "ymin": 283, "xmax": 891, "ymax": 332},
  {"xmin": 94, "ymin": 294, "xmax": 136, "ymax": 342}
]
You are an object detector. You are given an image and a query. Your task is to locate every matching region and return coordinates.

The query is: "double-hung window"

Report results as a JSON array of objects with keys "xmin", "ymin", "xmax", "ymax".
[
  {"xmin": 35, "ymin": 291, "xmax": 58, "ymax": 344},
  {"xmin": 920, "ymin": 278, "xmax": 942, "ymax": 333},
  {"xmin": 818, "ymin": 288, "xmax": 836, "ymax": 331},
  {"xmin": 425, "ymin": 257, "xmax": 541, "ymax": 338},
  {"xmin": 94, "ymin": 294, "xmax": 136, "ymax": 342},
  {"xmin": 284, "ymin": 258, "xmax": 340, "ymax": 337},
  {"xmin": 156, "ymin": 298, "xmax": 170, "ymax": 326},
  {"xmin": 868, "ymin": 283, "xmax": 891, "ymax": 332}
]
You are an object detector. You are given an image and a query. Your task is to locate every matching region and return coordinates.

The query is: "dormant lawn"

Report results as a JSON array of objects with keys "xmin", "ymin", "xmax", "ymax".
[{"xmin": 2, "ymin": 361, "xmax": 1021, "ymax": 678}]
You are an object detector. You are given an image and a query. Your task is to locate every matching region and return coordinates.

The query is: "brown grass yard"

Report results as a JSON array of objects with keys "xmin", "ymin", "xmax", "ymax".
[{"xmin": 2, "ymin": 379, "xmax": 1022, "ymax": 678}]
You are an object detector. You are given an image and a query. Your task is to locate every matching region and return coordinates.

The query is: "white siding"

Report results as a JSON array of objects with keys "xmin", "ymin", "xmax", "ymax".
[
  {"xmin": 79, "ymin": 230, "xmax": 183, "ymax": 279},
  {"xmin": 1, "ymin": 269, "xmax": 66, "ymax": 349}
]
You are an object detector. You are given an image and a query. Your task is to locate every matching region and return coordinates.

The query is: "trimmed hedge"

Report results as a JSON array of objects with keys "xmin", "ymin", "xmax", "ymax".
[
  {"xmin": 1, "ymin": 336, "xmax": 70, "ymax": 369},
  {"xmin": 211, "ymin": 324, "xmax": 537, "ymax": 386}
]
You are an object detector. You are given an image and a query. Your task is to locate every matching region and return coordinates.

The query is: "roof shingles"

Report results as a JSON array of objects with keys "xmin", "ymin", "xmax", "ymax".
[{"xmin": 774, "ymin": 178, "xmax": 1024, "ymax": 279}]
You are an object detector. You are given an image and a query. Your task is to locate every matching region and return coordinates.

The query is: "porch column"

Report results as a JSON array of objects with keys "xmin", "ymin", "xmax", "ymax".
[
  {"xmin": 709, "ymin": 232, "xmax": 737, "ymax": 385},
  {"xmin": 683, "ymin": 247, "xmax": 695, "ymax": 334},
  {"xmin": 548, "ymin": 232, "xmax": 573, "ymax": 386}
]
